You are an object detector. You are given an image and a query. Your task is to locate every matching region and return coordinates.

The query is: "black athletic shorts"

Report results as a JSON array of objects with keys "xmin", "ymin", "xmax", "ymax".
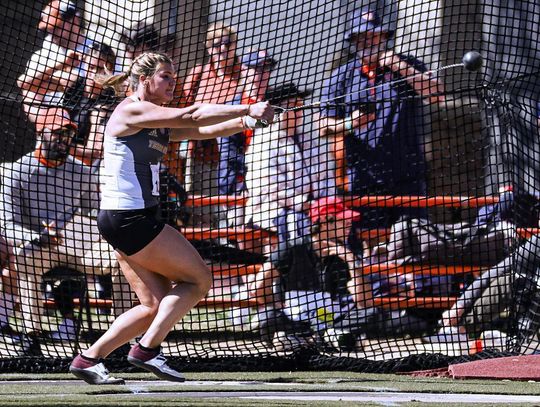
[{"xmin": 97, "ymin": 206, "xmax": 165, "ymax": 256}]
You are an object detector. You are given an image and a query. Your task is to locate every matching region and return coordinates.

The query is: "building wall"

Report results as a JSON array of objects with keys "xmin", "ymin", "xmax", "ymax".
[{"xmin": 1, "ymin": 0, "xmax": 526, "ymax": 218}]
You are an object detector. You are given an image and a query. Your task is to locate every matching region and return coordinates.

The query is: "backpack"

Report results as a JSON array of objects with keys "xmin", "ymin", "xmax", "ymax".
[{"xmin": 387, "ymin": 217, "xmax": 509, "ymax": 266}]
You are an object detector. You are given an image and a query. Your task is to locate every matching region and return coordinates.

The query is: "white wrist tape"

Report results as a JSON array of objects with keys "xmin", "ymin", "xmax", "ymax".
[{"xmin": 243, "ymin": 116, "xmax": 269, "ymax": 129}]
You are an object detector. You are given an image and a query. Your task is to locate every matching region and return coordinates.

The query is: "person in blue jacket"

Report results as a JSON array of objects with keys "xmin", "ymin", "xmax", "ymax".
[{"xmin": 319, "ymin": 9, "xmax": 444, "ymax": 230}]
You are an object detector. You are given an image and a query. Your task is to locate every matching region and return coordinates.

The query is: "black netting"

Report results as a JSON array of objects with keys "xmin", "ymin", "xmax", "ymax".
[{"xmin": 0, "ymin": 0, "xmax": 539, "ymax": 376}]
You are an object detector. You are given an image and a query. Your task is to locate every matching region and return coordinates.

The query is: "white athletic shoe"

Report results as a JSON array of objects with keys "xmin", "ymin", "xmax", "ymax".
[
  {"xmin": 70, "ymin": 357, "xmax": 125, "ymax": 385},
  {"xmin": 127, "ymin": 351, "xmax": 185, "ymax": 382}
]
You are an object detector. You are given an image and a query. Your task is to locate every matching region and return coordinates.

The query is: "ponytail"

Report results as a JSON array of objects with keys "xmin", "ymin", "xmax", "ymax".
[
  {"xmin": 97, "ymin": 71, "xmax": 130, "ymax": 95},
  {"xmin": 97, "ymin": 52, "xmax": 173, "ymax": 96}
]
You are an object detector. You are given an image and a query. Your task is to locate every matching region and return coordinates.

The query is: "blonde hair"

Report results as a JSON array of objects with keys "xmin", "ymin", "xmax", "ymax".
[
  {"xmin": 205, "ymin": 22, "xmax": 237, "ymax": 48},
  {"xmin": 100, "ymin": 51, "xmax": 173, "ymax": 95}
]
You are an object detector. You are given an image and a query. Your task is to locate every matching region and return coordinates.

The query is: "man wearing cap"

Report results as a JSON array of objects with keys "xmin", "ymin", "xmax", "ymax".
[
  {"xmin": 0, "ymin": 108, "xmax": 108, "ymax": 354},
  {"xmin": 319, "ymin": 9, "xmax": 443, "ymax": 229},
  {"xmin": 17, "ymin": 1, "xmax": 85, "ymax": 124},
  {"xmin": 244, "ymin": 82, "xmax": 312, "ymax": 236},
  {"xmin": 307, "ymin": 196, "xmax": 373, "ymax": 307}
]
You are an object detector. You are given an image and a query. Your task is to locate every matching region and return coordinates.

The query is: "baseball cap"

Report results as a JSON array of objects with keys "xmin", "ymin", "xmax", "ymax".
[
  {"xmin": 35, "ymin": 108, "xmax": 78, "ymax": 133},
  {"xmin": 309, "ymin": 197, "xmax": 361, "ymax": 223},
  {"xmin": 345, "ymin": 9, "xmax": 392, "ymax": 41},
  {"xmin": 38, "ymin": 0, "xmax": 80, "ymax": 32},
  {"xmin": 242, "ymin": 50, "xmax": 277, "ymax": 69},
  {"xmin": 264, "ymin": 83, "xmax": 312, "ymax": 105}
]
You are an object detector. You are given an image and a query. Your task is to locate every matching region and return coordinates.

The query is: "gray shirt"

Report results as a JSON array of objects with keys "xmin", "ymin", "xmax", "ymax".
[{"xmin": 0, "ymin": 153, "xmax": 98, "ymax": 247}]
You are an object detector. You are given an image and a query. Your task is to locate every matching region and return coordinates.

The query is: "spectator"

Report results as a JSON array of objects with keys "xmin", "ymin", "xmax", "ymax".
[
  {"xmin": 216, "ymin": 50, "xmax": 277, "ymax": 228},
  {"xmin": 243, "ymin": 196, "xmax": 427, "ymax": 351},
  {"xmin": 244, "ymin": 83, "xmax": 313, "ymax": 238},
  {"xmin": 65, "ymin": 41, "xmax": 117, "ymax": 165},
  {"xmin": 398, "ymin": 189, "xmax": 540, "ymax": 344},
  {"xmin": 319, "ymin": 9, "xmax": 443, "ymax": 230},
  {"xmin": 315, "ymin": 199, "xmax": 429, "ymax": 346},
  {"xmin": 424, "ymin": 191, "xmax": 540, "ymax": 346},
  {"xmin": 265, "ymin": 197, "xmax": 369, "ymax": 308},
  {"xmin": 239, "ymin": 83, "xmax": 377, "ymax": 349},
  {"xmin": 381, "ymin": 188, "xmax": 537, "ymax": 303},
  {"xmin": 240, "ymin": 196, "xmax": 365, "ymax": 350},
  {"xmin": 184, "ymin": 22, "xmax": 241, "ymax": 105},
  {"xmin": 182, "ymin": 22, "xmax": 243, "ymax": 226},
  {"xmin": 424, "ymin": 235, "xmax": 540, "ymax": 346},
  {"xmin": 113, "ymin": 23, "xmax": 163, "ymax": 100},
  {"xmin": 300, "ymin": 197, "xmax": 372, "ymax": 306},
  {"xmin": 233, "ymin": 83, "xmax": 314, "ymax": 346},
  {"xmin": 0, "ymin": 108, "xmax": 116, "ymax": 354},
  {"xmin": 17, "ymin": 0, "xmax": 85, "ymax": 123}
]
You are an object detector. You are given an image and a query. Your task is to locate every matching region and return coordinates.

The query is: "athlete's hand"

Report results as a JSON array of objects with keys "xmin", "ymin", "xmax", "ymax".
[{"xmin": 247, "ymin": 101, "xmax": 275, "ymax": 124}]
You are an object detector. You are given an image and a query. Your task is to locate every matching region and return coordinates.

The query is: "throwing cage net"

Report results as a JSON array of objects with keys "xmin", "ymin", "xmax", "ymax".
[{"xmin": 0, "ymin": 0, "xmax": 539, "ymax": 374}]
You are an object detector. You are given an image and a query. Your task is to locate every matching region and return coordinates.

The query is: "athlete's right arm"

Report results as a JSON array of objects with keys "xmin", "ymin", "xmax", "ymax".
[{"xmin": 120, "ymin": 100, "xmax": 274, "ymax": 130}]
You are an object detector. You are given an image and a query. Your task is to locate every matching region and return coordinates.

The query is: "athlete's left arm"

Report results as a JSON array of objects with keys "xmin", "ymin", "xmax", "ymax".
[{"xmin": 170, "ymin": 117, "xmax": 244, "ymax": 141}]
